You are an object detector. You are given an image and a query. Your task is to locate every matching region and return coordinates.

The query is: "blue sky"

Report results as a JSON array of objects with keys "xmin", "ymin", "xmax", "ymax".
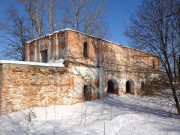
[
  {"xmin": 105, "ymin": 0, "xmax": 142, "ymax": 46},
  {"xmin": 0, "ymin": 0, "xmax": 142, "ymax": 57}
]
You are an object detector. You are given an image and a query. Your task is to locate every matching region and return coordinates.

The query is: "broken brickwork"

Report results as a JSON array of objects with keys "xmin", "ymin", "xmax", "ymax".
[
  {"xmin": 25, "ymin": 29, "xmax": 160, "ymax": 96},
  {"xmin": 0, "ymin": 29, "xmax": 160, "ymax": 114},
  {"xmin": 0, "ymin": 62, "xmax": 87, "ymax": 115}
]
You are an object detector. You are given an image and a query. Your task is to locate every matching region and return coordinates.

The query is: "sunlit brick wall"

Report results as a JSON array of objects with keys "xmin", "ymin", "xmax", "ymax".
[{"xmin": 0, "ymin": 63, "xmax": 85, "ymax": 115}]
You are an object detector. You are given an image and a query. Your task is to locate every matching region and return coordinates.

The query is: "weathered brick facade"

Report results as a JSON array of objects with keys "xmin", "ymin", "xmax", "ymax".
[{"xmin": 0, "ymin": 29, "xmax": 160, "ymax": 114}]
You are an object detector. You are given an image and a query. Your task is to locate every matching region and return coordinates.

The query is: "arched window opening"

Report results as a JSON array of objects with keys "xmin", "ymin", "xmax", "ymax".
[{"xmin": 83, "ymin": 42, "xmax": 88, "ymax": 58}]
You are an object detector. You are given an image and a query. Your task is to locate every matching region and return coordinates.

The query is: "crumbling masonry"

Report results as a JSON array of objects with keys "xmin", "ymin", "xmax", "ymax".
[{"xmin": 0, "ymin": 29, "xmax": 160, "ymax": 114}]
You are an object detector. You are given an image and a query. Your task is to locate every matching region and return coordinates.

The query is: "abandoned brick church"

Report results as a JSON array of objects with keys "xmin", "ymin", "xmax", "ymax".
[{"xmin": 0, "ymin": 29, "xmax": 160, "ymax": 114}]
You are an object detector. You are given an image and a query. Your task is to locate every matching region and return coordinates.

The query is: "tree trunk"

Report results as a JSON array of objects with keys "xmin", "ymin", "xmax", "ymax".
[{"xmin": 172, "ymin": 87, "xmax": 180, "ymax": 114}]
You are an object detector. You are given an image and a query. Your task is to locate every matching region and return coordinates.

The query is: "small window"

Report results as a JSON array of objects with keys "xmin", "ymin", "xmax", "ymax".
[
  {"xmin": 83, "ymin": 42, "xmax": 88, "ymax": 58},
  {"xmin": 41, "ymin": 50, "xmax": 48, "ymax": 63}
]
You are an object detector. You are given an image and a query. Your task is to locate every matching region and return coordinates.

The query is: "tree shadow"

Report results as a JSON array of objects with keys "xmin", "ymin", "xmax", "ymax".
[{"xmin": 100, "ymin": 95, "xmax": 180, "ymax": 119}]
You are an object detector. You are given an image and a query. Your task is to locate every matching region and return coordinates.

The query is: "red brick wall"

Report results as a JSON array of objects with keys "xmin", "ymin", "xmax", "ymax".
[
  {"xmin": 25, "ymin": 29, "xmax": 160, "ymax": 70},
  {"xmin": 65, "ymin": 30, "xmax": 160, "ymax": 95},
  {"xmin": 25, "ymin": 32, "xmax": 66, "ymax": 62},
  {"xmin": 66, "ymin": 31, "xmax": 98, "ymax": 66},
  {"xmin": 23, "ymin": 29, "xmax": 160, "ymax": 103},
  {"xmin": 65, "ymin": 30, "xmax": 159, "ymax": 70},
  {"xmin": 0, "ymin": 63, "xmax": 84, "ymax": 115},
  {"xmin": 0, "ymin": 29, "xmax": 161, "ymax": 115}
]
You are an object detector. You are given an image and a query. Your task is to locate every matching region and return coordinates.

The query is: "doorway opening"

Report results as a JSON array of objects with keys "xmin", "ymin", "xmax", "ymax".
[
  {"xmin": 107, "ymin": 79, "xmax": 118, "ymax": 94},
  {"xmin": 41, "ymin": 50, "xmax": 48, "ymax": 63},
  {"xmin": 84, "ymin": 85, "xmax": 91, "ymax": 101},
  {"xmin": 126, "ymin": 81, "xmax": 131, "ymax": 93},
  {"xmin": 126, "ymin": 80, "xmax": 134, "ymax": 94}
]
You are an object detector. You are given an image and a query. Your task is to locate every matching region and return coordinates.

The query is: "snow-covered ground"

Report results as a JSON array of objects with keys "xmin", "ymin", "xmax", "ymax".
[{"xmin": 0, "ymin": 94, "xmax": 180, "ymax": 135}]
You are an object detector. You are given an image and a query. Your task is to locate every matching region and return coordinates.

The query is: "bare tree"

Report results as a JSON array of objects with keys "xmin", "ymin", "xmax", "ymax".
[
  {"xmin": 46, "ymin": 0, "xmax": 56, "ymax": 33},
  {"xmin": 60, "ymin": 0, "xmax": 108, "ymax": 38},
  {"xmin": 20, "ymin": 0, "xmax": 45, "ymax": 37},
  {"xmin": 126, "ymin": 0, "xmax": 180, "ymax": 114},
  {"xmin": 0, "ymin": 0, "xmax": 108, "ymax": 60},
  {"xmin": 0, "ymin": 0, "xmax": 58, "ymax": 60},
  {"xmin": 0, "ymin": 7, "xmax": 32, "ymax": 60},
  {"xmin": 20, "ymin": 0, "xmax": 58, "ymax": 37}
]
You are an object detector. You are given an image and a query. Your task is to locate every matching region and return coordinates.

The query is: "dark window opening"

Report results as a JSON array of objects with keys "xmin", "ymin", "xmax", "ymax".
[
  {"xmin": 126, "ymin": 81, "xmax": 131, "ymax": 93},
  {"xmin": 141, "ymin": 81, "xmax": 145, "ymax": 91},
  {"xmin": 84, "ymin": 85, "xmax": 91, "ymax": 101},
  {"xmin": 41, "ymin": 50, "xmax": 48, "ymax": 63},
  {"xmin": 152, "ymin": 59, "xmax": 155, "ymax": 69},
  {"xmin": 83, "ymin": 42, "xmax": 88, "ymax": 58}
]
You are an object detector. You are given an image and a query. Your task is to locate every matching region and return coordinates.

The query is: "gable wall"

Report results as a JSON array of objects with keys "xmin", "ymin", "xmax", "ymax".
[
  {"xmin": 66, "ymin": 30, "xmax": 99, "ymax": 66},
  {"xmin": 25, "ymin": 31, "xmax": 67, "ymax": 62}
]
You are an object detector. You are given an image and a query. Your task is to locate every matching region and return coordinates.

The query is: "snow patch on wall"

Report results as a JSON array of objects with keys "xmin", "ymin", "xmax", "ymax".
[{"xmin": 0, "ymin": 60, "xmax": 64, "ymax": 67}]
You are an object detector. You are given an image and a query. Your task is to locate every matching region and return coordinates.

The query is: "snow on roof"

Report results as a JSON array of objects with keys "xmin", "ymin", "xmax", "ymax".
[
  {"xmin": 26, "ymin": 29, "xmax": 66, "ymax": 43},
  {"xmin": 26, "ymin": 28, "xmax": 158, "ymax": 57},
  {"xmin": 0, "ymin": 59, "xmax": 64, "ymax": 67}
]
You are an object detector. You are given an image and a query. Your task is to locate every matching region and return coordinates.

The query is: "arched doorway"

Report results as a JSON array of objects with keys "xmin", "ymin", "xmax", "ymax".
[
  {"xmin": 126, "ymin": 80, "xmax": 134, "ymax": 94},
  {"xmin": 107, "ymin": 79, "xmax": 118, "ymax": 94},
  {"xmin": 126, "ymin": 81, "xmax": 131, "ymax": 93}
]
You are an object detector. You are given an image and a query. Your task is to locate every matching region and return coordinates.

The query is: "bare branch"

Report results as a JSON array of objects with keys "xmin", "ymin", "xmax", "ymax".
[
  {"xmin": 60, "ymin": 0, "xmax": 108, "ymax": 38},
  {"xmin": 126, "ymin": 0, "xmax": 180, "ymax": 114}
]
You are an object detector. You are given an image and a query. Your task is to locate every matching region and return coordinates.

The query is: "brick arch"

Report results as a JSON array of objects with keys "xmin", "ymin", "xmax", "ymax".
[{"xmin": 107, "ymin": 79, "xmax": 119, "ymax": 94}]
